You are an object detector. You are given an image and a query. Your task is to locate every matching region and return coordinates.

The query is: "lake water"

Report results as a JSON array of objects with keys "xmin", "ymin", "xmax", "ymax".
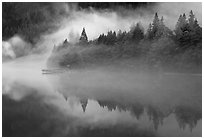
[{"xmin": 2, "ymin": 64, "xmax": 202, "ymax": 137}]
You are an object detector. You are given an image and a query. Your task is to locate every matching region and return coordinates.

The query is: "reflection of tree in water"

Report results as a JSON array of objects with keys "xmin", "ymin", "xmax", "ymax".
[
  {"xmin": 80, "ymin": 99, "xmax": 88, "ymax": 112},
  {"xmin": 98, "ymin": 100, "xmax": 117, "ymax": 111},
  {"xmin": 97, "ymin": 100, "xmax": 144, "ymax": 120},
  {"xmin": 146, "ymin": 106, "xmax": 165, "ymax": 130},
  {"xmin": 130, "ymin": 104, "xmax": 144, "ymax": 120},
  {"xmin": 174, "ymin": 106, "xmax": 202, "ymax": 131},
  {"xmin": 62, "ymin": 95, "xmax": 88, "ymax": 113},
  {"xmin": 60, "ymin": 92, "xmax": 201, "ymax": 132},
  {"xmin": 96, "ymin": 99, "xmax": 201, "ymax": 131},
  {"xmin": 97, "ymin": 100, "xmax": 164, "ymax": 129}
]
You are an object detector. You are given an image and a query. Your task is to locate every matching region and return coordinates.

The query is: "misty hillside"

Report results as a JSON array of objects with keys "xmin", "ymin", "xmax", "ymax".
[
  {"xmin": 2, "ymin": 2, "xmax": 202, "ymax": 73},
  {"xmin": 47, "ymin": 11, "xmax": 202, "ymax": 73}
]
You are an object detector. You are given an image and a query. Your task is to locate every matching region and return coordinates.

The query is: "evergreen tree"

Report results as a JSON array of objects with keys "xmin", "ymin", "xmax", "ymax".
[
  {"xmin": 175, "ymin": 13, "xmax": 188, "ymax": 38},
  {"xmin": 190, "ymin": 18, "xmax": 202, "ymax": 46},
  {"xmin": 188, "ymin": 10, "xmax": 201, "ymax": 46},
  {"xmin": 146, "ymin": 23, "xmax": 153, "ymax": 40},
  {"xmin": 98, "ymin": 33, "xmax": 105, "ymax": 44},
  {"xmin": 146, "ymin": 13, "xmax": 172, "ymax": 40},
  {"xmin": 131, "ymin": 22, "xmax": 144, "ymax": 43},
  {"xmin": 105, "ymin": 31, "xmax": 117, "ymax": 45},
  {"xmin": 188, "ymin": 10, "xmax": 195, "ymax": 29},
  {"xmin": 152, "ymin": 12, "xmax": 160, "ymax": 38},
  {"xmin": 116, "ymin": 30, "xmax": 126, "ymax": 43},
  {"xmin": 155, "ymin": 16, "xmax": 173, "ymax": 38},
  {"xmin": 79, "ymin": 27, "xmax": 88, "ymax": 44},
  {"xmin": 175, "ymin": 11, "xmax": 201, "ymax": 47}
]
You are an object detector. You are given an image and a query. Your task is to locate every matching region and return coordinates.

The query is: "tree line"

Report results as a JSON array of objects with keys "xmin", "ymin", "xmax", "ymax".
[
  {"xmin": 91, "ymin": 10, "xmax": 201, "ymax": 50},
  {"xmin": 54, "ymin": 10, "xmax": 201, "ymax": 72}
]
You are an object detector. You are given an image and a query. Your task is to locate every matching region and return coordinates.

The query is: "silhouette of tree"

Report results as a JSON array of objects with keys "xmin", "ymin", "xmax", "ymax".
[
  {"xmin": 175, "ymin": 106, "xmax": 201, "ymax": 131},
  {"xmin": 97, "ymin": 100, "xmax": 117, "ymax": 111},
  {"xmin": 175, "ymin": 14, "xmax": 188, "ymax": 38},
  {"xmin": 188, "ymin": 10, "xmax": 202, "ymax": 46},
  {"xmin": 80, "ymin": 99, "xmax": 88, "ymax": 112},
  {"xmin": 155, "ymin": 16, "xmax": 173, "ymax": 38},
  {"xmin": 130, "ymin": 104, "xmax": 144, "ymax": 120},
  {"xmin": 146, "ymin": 23, "xmax": 153, "ymax": 40},
  {"xmin": 147, "ymin": 106, "xmax": 164, "ymax": 130},
  {"xmin": 79, "ymin": 27, "xmax": 88, "ymax": 44},
  {"xmin": 131, "ymin": 22, "xmax": 144, "ymax": 43},
  {"xmin": 152, "ymin": 12, "xmax": 160, "ymax": 37},
  {"xmin": 175, "ymin": 11, "xmax": 201, "ymax": 48},
  {"xmin": 188, "ymin": 10, "xmax": 195, "ymax": 28}
]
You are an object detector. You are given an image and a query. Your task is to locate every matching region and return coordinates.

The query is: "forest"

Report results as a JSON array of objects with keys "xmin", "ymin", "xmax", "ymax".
[
  {"xmin": 2, "ymin": 3, "xmax": 202, "ymax": 73},
  {"xmin": 50, "ymin": 10, "xmax": 202, "ymax": 73}
]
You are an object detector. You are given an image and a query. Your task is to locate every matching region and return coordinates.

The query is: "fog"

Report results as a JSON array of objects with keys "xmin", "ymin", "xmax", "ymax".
[
  {"xmin": 3, "ymin": 58, "xmax": 201, "ymax": 109},
  {"xmin": 2, "ymin": 2, "xmax": 202, "ymax": 64},
  {"xmin": 2, "ymin": 1, "xmax": 202, "ymax": 113},
  {"xmin": 2, "ymin": 2, "xmax": 202, "ymax": 137},
  {"xmin": 44, "ymin": 2, "xmax": 202, "ymax": 42},
  {"xmin": 3, "ymin": 59, "xmax": 202, "ymax": 136},
  {"xmin": 2, "ymin": 1, "xmax": 202, "ymax": 114}
]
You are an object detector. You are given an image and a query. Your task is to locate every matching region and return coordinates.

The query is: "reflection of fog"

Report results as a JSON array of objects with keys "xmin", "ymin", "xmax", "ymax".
[
  {"xmin": 2, "ymin": 66, "xmax": 202, "ymax": 136},
  {"xmin": 3, "ymin": 91, "xmax": 157, "ymax": 137}
]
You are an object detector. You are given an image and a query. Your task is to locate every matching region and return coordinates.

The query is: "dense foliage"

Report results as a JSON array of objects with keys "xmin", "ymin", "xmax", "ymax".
[
  {"xmin": 2, "ymin": 2, "xmax": 66, "ymax": 43},
  {"xmin": 2, "ymin": 2, "xmax": 152, "ymax": 43}
]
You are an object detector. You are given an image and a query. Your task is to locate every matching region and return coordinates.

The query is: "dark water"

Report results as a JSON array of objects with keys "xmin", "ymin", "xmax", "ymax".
[{"xmin": 2, "ymin": 66, "xmax": 202, "ymax": 137}]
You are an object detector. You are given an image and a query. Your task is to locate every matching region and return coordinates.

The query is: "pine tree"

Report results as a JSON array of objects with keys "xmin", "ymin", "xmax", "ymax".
[
  {"xmin": 79, "ymin": 27, "xmax": 88, "ymax": 43},
  {"xmin": 175, "ymin": 15, "xmax": 183, "ymax": 37},
  {"xmin": 105, "ymin": 31, "xmax": 117, "ymax": 45},
  {"xmin": 146, "ymin": 13, "xmax": 172, "ymax": 40},
  {"xmin": 146, "ymin": 23, "xmax": 153, "ymax": 40},
  {"xmin": 188, "ymin": 10, "xmax": 201, "ymax": 45},
  {"xmin": 175, "ymin": 14, "xmax": 188, "ymax": 33},
  {"xmin": 131, "ymin": 22, "xmax": 144, "ymax": 42},
  {"xmin": 155, "ymin": 16, "xmax": 173, "ymax": 38},
  {"xmin": 188, "ymin": 10, "xmax": 195, "ymax": 29},
  {"xmin": 175, "ymin": 11, "xmax": 201, "ymax": 47},
  {"xmin": 175, "ymin": 14, "xmax": 188, "ymax": 42},
  {"xmin": 152, "ymin": 12, "xmax": 160, "ymax": 37},
  {"xmin": 116, "ymin": 30, "xmax": 126, "ymax": 44},
  {"xmin": 190, "ymin": 18, "xmax": 202, "ymax": 46}
]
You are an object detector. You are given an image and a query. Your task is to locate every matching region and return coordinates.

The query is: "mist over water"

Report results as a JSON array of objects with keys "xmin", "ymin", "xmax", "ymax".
[
  {"xmin": 3, "ymin": 60, "xmax": 202, "ymax": 136},
  {"xmin": 2, "ymin": 2, "xmax": 202, "ymax": 137}
]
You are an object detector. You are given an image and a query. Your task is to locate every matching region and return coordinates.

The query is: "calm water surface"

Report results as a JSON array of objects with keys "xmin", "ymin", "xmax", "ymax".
[{"xmin": 2, "ymin": 65, "xmax": 202, "ymax": 137}]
